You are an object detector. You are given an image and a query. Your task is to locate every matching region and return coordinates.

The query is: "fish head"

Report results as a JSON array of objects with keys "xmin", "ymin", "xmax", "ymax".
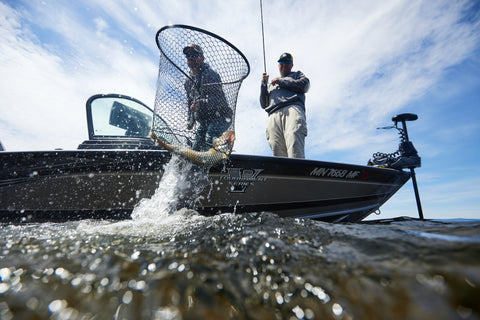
[{"xmin": 213, "ymin": 131, "xmax": 236, "ymax": 154}]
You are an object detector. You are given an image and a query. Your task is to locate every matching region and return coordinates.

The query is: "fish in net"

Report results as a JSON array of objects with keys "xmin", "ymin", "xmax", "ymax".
[{"xmin": 151, "ymin": 24, "xmax": 250, "ymax": 165}]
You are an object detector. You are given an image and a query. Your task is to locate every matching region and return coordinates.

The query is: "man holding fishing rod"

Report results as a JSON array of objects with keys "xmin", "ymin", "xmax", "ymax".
[{"xmin": 260, "ymin": 53, "xmax": 310, "ymax": 158}]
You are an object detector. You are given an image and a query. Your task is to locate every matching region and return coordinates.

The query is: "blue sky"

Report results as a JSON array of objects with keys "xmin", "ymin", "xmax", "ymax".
[{"xmin": 1, "ymin": 0, "xmax": 479, "ymax": 220}]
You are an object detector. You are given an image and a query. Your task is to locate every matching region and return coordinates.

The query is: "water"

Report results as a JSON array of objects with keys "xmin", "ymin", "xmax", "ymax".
[{"xmin": 1, "ymin": 156, "xmax": 479, "ymax": 320}]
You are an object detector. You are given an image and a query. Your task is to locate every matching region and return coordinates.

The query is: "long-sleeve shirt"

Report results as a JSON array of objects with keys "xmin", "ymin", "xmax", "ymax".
[
  {"xmin": 260, "ymin": 70, "xmax": 310, "ymax": 115},
  {"xmin": 184, "ymin": 63, "xmax": 231, "ymax": 126}
]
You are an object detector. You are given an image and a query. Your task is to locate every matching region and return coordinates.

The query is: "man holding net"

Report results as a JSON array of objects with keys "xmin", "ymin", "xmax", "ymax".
[{"xmin": 183, "ymin": 44, "xmax": 232, "ymax": 151}]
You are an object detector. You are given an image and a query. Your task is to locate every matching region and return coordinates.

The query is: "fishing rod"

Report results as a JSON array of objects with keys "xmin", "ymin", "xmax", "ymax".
[
  {"xmin": 260, "ymin": 0, "xmax": 267, "ymax": 74},
  {"xmin": 260, "ymin": 0, "xmax": 269, "ymax": 107}
]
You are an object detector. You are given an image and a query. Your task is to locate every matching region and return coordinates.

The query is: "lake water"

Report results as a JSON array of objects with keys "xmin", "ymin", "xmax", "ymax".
[{"xmin": 1, "ymin": 157, "xmax": 479, "ymax": 320}]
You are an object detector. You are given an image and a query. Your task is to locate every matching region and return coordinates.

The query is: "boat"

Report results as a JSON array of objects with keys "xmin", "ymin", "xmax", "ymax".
[
  {"xmin": 0, "ymin": 93, "xmax": 420, "ymax": 223},
  {"xmin": 1, "ymin": 24, "xmax": 423, "ymax": 223}
]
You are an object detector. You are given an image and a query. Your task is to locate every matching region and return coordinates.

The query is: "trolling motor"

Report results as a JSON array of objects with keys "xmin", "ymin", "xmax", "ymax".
[{"xmin": 369, "ymin": 113, "xmax": 424, "ymax": 220}]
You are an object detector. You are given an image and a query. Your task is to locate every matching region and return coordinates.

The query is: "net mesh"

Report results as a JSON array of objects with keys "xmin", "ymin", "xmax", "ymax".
[{"xmin": 153, "ymin": 25, "xmax": 250, "ymax": 151}]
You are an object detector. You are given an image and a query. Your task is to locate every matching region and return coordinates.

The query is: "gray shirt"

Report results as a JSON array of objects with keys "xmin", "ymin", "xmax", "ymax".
[{"xmin": 260, "ymin": 70, "xmax": 310, "ymax": 115}]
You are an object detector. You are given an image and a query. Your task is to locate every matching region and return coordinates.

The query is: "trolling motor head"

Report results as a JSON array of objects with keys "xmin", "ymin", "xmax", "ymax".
[
  {"xmin": 368, "ymin": 113, "xmax": 421, "ymax": 170},
  {"xmin": 392, "ymin": 113, "xmax": 418, "ymax": 123}
]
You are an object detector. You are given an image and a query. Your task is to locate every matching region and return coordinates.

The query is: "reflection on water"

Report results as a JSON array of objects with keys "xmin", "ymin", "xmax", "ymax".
[
  {"xmin": 1, "ymin": 157, "xmax": 479, "ymax": 319},
  {"xmin": 1, "ymin": 215, "xmax": 479, "ymax": 320}
]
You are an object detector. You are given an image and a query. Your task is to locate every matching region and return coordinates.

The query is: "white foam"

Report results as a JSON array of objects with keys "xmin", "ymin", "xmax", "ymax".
[
  {"xmin": 131, "ymin": 154, "xmax": 210, "ymax": 221},
  {"xmin": 79, "ymin": 154, "xmax": 211, "ymax": 236}
]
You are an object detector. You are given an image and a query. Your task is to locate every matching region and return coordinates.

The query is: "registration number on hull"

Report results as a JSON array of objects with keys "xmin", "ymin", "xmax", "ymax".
[{"xmin": 310, "ymin": 167, "xmax": 361, "ymax": 179}]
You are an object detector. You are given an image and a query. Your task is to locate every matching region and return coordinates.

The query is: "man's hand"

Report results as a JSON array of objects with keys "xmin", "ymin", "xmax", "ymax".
[
  {"xmin": 262, "ymin": 72, "xmax": 269, "ymax": 84},
  {"xmin": 271, "ymin": 77, "xmax": 280, "ymax": 85},
  {"xmin": 190, "ymin": 101, "xmax": 201, "ymax": 112}
]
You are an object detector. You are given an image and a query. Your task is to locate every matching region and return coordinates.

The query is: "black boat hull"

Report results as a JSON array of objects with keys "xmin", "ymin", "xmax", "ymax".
[{"xmin": 0, "ymin": 150, "xmax": 410, "ymax": 222}]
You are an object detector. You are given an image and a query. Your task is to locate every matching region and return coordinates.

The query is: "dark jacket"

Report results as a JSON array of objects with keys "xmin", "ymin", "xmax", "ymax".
[
  {"xmin": 260, "ymin": 70, "xmax": 310, "ymax": 114},
  {"xmin": 185, "ymin": 63, "xmax": 231, "ymax": 125}
]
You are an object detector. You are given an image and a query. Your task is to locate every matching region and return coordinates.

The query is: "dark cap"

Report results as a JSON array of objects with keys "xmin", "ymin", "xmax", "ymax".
[
  {"xmin": 278, "ymin": 52, "xmax": 293, "ymax": 63},
  {"xmin": 183, "ymin": 43, "xmax": 203, "ymax": 55}
]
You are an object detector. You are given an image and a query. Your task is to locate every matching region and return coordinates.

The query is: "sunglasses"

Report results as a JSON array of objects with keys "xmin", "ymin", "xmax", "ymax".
[
  {"xmin": 279, "ymin": 61, "xmax": 292, "ymax": 65},
  {"xmin": 185, "ymin": 52, "xmax": 201, "ymax": 58}
]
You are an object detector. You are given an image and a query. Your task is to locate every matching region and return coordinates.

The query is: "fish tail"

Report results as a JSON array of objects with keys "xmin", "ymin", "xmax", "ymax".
[{"xmin": 150, "ymin": 131, "xmax": 173, "ymax": 151}]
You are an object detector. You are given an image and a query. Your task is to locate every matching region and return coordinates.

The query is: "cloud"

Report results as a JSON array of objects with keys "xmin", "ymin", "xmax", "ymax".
[
  {"xmin": 300, "ymin": 0, "xmax": 480, "ymax": 158},
  {"xmin": 0, "ymin": 2, "xmax": 478, "ymax": 139},
  {"xmin": 0, "ymin": 2, "xmax": 157, "ymax": 150},
  {"xmin": 3, "ymin": 0, "xmax": 478, "ymax": 154},
  {"xmin": 374, "ymin": 174, "xmax": 480, "ymax": 220}
]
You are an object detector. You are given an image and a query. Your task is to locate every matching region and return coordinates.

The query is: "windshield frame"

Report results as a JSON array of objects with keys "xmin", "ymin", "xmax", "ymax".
[{"xmin": 86, "ymin": 94, "xmax": 153, "ymax": 140}]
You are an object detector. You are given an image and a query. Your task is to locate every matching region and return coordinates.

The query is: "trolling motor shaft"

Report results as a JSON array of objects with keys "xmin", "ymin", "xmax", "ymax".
[{"xmin": 392, "ymin": 113, "xmax": 424, "ymax": 220}]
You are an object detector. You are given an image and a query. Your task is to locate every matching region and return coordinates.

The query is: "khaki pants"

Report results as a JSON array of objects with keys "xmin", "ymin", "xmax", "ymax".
[{"xmin": 266, "ymin": 105, "xmax": 307, "ymax": 158}]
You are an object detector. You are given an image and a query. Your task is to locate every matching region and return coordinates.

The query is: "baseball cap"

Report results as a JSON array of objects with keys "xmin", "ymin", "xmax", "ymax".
[
  {"xmin": 183, "ymin": 43, "xmax": 203, "ymax": 55},
  {"xmin": 278, "ymin": 52, "xmax": 293, "ymax": 63}
]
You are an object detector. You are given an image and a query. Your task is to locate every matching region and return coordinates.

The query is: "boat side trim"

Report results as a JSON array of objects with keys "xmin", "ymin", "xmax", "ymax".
[{"xmin": 199, "ymin": 194, "xmax": 387, "ymax": 216}]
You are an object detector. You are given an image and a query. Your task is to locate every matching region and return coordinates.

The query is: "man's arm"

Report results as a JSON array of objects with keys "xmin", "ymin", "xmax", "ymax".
[
  {"xmin": 260, "ymin": 72, "xmax": 269, "ymax": 109},
  {"xmin": 277, "ymin": 71, "xmax": 310, "ymax": 93},
  {"xmin": 185, "ymin": 80, "xmax": 196, "ymax": 129},
  {"xmin": 260, "ymin": 83, "xmax": 269, "ymax": 109},
  {"xmin": 199, "ymin": 68, "xmax": 230, "ymax": 119}
]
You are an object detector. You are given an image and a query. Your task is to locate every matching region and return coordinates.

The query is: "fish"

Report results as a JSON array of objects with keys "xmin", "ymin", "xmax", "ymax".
[{"xmin": 150, "ymin": 130, "xmax": 235, "ymax": 166}]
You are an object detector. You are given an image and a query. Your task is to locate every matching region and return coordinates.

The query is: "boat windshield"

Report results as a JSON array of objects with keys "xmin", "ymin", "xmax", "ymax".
[{"xmin": 87, "ymin": 95, "xmax": 153, "ymax": 138}]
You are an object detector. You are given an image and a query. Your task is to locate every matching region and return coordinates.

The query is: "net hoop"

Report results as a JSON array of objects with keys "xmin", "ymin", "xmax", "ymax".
[
  {"xmin": 156, "ymin": 24, "xmax": 250, "ymax": 85},
  {"xmin": 152, "ymin": 25, "xmax": 250, "ymax": 152}
]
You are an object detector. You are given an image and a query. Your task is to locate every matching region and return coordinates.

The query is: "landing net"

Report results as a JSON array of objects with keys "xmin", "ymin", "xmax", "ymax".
[{"xmin": 153, "ymin": 25, "xmax": 250, "ymax": 151}]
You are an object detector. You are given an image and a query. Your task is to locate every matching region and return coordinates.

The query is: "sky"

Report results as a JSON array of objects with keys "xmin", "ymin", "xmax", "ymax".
[{"xmin": 1, "ymin": 0, "xmax": 479, "ymax": 220}]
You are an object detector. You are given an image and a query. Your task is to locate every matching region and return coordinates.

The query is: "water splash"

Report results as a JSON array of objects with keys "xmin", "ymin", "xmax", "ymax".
[
  {"xmin": 131, "ymin": 154, "xmax": 209, "ymax": 221},
  {"xmin": 79, "ymin": 154, "xmax": 212, "ymax": 237}
]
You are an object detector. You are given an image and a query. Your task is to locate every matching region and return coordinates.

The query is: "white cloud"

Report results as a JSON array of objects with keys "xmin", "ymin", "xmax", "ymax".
[
  {"xmin": 2, "ymin": 1, "xmax": 478, "ymax": 151},
  {"xmin": 371, "ymin": 174, "xmax": 480, "ymax": 220},
  {"xmin": 0, "ymin": 2, "xmax": 158, "ymax": 150},
  {"xmin": 299, "ymin": 0, "xmax": 480, "ymax": 158}
]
